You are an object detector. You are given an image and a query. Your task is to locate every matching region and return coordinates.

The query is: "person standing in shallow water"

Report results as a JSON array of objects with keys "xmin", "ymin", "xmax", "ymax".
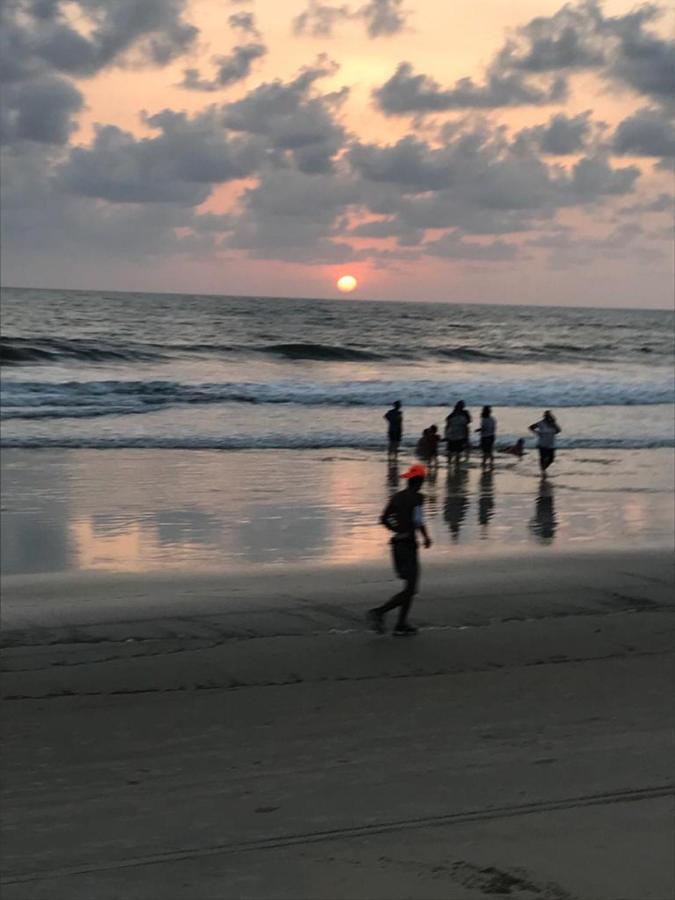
[
  {"xmin": 384, "ymin": 400, "xmax": 403, "ymax": 459},
  {"xmin": 476, "ymin": 405, "xmax": 497, "ymax": 469},
  {"xmin": 529, "ymin": 410, "xmax": 561, "ymax": 475},
  {"xmin": 369, "ymin": 463, "xmax": 432, "ymax": 636}
]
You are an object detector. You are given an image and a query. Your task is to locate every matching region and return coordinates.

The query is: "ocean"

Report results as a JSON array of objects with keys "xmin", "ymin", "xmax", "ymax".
[{"xmin": 1, "ymin": 287, "xmax": 673, "ymax": 451}]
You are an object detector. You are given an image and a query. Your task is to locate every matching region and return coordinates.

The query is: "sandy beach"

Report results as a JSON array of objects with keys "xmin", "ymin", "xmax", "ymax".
[{"xmin": 2, "ymin": 548, "xmax": 673, "ymax": 899}]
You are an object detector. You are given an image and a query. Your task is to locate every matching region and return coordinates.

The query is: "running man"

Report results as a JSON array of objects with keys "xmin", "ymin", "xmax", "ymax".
[
  {"xmin": 368, "ymin": 463, "xmax": 432, "ymax": 636},
  {"xmin": 384, "ymin": 400, "xmax": 403, "ymax": 459},
  {"xmin": 529, "ymin": 410, "xmax": 561, "ymax": 475}
]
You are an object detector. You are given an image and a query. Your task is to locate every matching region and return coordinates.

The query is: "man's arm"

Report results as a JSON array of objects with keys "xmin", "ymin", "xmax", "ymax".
[
  {"xmin": 528, "ymin": 422, "xmax": 539, "ymax": 433},
  {"xmin": 413, "ymin": 503, "xmax": 432, "ymax": 549},
  {"xmin": 380, "ymin": 498, "xmax": 397, "ymax": 532}
]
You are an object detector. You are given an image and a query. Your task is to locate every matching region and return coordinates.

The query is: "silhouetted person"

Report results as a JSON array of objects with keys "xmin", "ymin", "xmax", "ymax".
[
  {"xmin": 445, "ymin": 401, "xmax": 471, "ymax": 466},
  {"xmin": 416, "ymin": 424, "xmax": 440, "ymax": 468},
  {"xmin": 384, "ymin": 401, "xmax": 403, "ymax": 459},
  {"xmin": 369, "ymin": 464, "xmax": 432, "ymax": 636},
  {"xmin": 444, "ymin": 464, "xmax": 470, "ymax": 541},
  {"xmin": 501, "ymin": 437, "xmax": 526, "ymax": 458},
  {"xmin": 529, "ymin": 410, "xmax": 561, "ymax": 475},
  {"xmin": 476, "ymin": 405, "xmax": 496, "ymax": 468},
  {"xmin": 477, "ymin": 468, "xmax": 495, "ymax": 532},
  {"xmin": 530, "ymin": 477, "xmax": 557, "ymax": 543}
]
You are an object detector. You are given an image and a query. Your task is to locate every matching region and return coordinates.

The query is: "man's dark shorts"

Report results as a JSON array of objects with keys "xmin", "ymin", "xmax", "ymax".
[
  {"xmin": 480, "ymin": 436, "xmax": 495, "ymax": 454},
  {"xmin": 539, "ymin": 447, "xmax": 555, "ymax": 467},
  {"xmin": 388, "ymin": 429, "xmax": 402, "ymax": 444},
  {"xmin": 391, "ymin": 539, "xmax": 419, "ymax": 589}
]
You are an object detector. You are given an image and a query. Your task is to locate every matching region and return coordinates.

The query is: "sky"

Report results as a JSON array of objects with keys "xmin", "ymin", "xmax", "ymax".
[{"xmin": 1, "ymin": 0, "xmax": 673, "ymax": 307}]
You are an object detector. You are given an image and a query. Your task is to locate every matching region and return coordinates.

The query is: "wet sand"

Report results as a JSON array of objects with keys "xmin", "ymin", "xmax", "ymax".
[
  {"xmin": 2, "ymin": 550, "xmax": 673, "ymax": 899},
  {"xmin": 2, "ymin": 448, "xmax": 674, "ymax": 581}
]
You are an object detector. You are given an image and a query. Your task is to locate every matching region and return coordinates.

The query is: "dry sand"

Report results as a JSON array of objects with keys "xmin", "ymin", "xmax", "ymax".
[{"xmin": 1, "ymin": 550, "xmax": 673, "ymax": 899}]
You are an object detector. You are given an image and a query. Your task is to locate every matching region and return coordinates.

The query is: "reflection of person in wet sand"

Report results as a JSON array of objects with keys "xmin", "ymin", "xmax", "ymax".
[
  {"xmin": 444, "ymin": 464, "xmax": 470, "ymax": 541},
  {"xmin": 477, "ymin": 468, "xmax": 495, "ymax": 531},
  {"xmin": 529, "ymin": 410, "xmax": 561, "ymax": 475},
  {"xmin": 369, "ymin": 464, "xmax": 432, "ymax": 637},
  {"xmin": 384, "ymin": 401, "xmax": 403, "ymax": 460},
  {"xmin": 386, "ymin": 458, "xmax": 399, "ymax": 491},
  {"xmin": 530, "ymin": 477, "xmax": 557, "ymax": 543}
]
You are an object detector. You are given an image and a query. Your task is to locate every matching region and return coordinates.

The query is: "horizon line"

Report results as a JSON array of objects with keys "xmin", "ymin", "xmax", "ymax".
[{"xmin": 1, "ymin": 283, "xmax": 673, "ymax": 314}]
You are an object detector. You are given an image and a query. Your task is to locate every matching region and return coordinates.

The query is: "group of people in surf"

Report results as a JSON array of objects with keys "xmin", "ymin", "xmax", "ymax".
[
  {"xmin": 372, "ymin": 401, "xmax": 562, "ymax": 637},
  {"xmin": 384, "ymin": 400, "xmax": 561, "ymax": 475}
]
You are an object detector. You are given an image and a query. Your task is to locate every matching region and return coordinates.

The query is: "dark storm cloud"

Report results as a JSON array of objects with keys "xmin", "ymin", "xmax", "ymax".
[
  {"xmin": 293, "ymin": 0, "xmax": 407, "ymax": 38},
  {"xmin": 180, "ymin": 42, "xmax": 267, "ymax": 91},
  {"xmin": 58, "ymin": 110, "xmax": 261, "ymax": 204},
  {"xmin": 0, "ymin": 75, "xmax": 84, "ymax": 145},
  {"xmin": 513, "ymin": 112, "xmax": 593, "ymax": 155},
  {"xmin": 612, "ymin": 108, "xmax": 675, "ymax": 158},
  {"xmin": 373, "ymin": 1, "xmax": 674, "ymax": 115},
  {"xmin": 221, "ymin": 58, "xmax": 348, "ymax": 173}
]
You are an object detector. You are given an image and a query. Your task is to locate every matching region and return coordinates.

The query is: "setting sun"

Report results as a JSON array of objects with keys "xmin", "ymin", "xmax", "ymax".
[{"xmin": 337, "ymin": 275, "xmax": 358, "ymax": 293}]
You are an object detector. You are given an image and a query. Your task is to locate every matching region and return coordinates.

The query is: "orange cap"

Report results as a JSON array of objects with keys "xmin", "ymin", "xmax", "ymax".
[{"xmin": 401, "ymin": 464, "xmax": 427, "ymax": 480}]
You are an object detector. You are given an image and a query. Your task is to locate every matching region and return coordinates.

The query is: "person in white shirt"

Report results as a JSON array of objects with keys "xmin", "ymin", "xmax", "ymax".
[
  {"xmin": 529, "ymin": 410, "xmax": 561, "ymax": 474},
  {"xmin": 476, "ymin": 405, "xmax": 497, "ymax": 468}
]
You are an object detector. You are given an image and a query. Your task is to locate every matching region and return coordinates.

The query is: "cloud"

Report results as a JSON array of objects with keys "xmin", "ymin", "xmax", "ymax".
[
  {"xmin": 0, "ymin": 75, "xmax": 84, "ymax": 145},
  {"xmin": 360, "ymin": 0, "xmax": 407, "ymax": 37},
  {"xmin": 228, "ymin": 12, "xmax": 261, "ymax": 37},
  {"xmin": 180, "ymin": 42, "xmax": 266, "ymax": 91},
  {"xmin": 348, "ymin": 125, "xmax": 640, "ymax": 248},
  {"xmin": 424, "ymin": 233, "xmax": 519, "ymax": 261},
  {"xmin": 603, "ymin": 5, "xmax": 675, "ymax": 104},
  {"xmin": 1, "ymin": 144, "xmax": 208, "ymax": 268},
  {"xmin": 57, "ymin": 110, "xmax": 261, "ymax": 205},
  {"xmin": 373, "ymin": 62, "xmax": 566, "ymax": 114},
  {"xmin": 2, "ymin": 0, "xmax": 198, "ymax": 81},
  {"xmin": 222, "ymin": 58, "xmax": 348, "ymax": 173},
  {"xmin": 225, "ymin": 167, "xmax": 362, "ymax": 262},
  {"xmin": 1, "ymin": 0, "xmax": 198, "ymax": 149},
  {"xmin": 373, "ymin": 1, "xmax": 675, "ymax": 116},
  {"xmin": 612, "ymin": 107, "xmax": 675, "ymax": 158},
  {"xmin": 180, "ymin": 10, "xmax": 265, "ymax": 92},
  {"xmin": 513, "ymin": 112, "xmax": 593, "ymax": 155},
  {"xmin": 293, "ymin": 0, "xmax": 408, "ymax": 39}
]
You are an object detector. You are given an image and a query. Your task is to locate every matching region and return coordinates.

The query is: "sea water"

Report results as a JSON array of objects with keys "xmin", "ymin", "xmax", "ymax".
[{"xmin": 2, "ymin": 287, "xmax": 674, "ymax": 451}]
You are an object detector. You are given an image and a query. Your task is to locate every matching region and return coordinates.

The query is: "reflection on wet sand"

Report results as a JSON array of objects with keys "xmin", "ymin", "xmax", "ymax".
[
  {"xmin": 1, "ymin": 449, "xmax": 673, "ymax": 577},
  {"xmin": 444, "ymin": 465, "xmax": 470, "ymax": 541},
  {"xmin": 477, "ymin": 469, "xmax": 496, "ymax": 535},
  {"xmin": 529, "ymin": 478, "xmax": 557, "ymax": 544}
]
